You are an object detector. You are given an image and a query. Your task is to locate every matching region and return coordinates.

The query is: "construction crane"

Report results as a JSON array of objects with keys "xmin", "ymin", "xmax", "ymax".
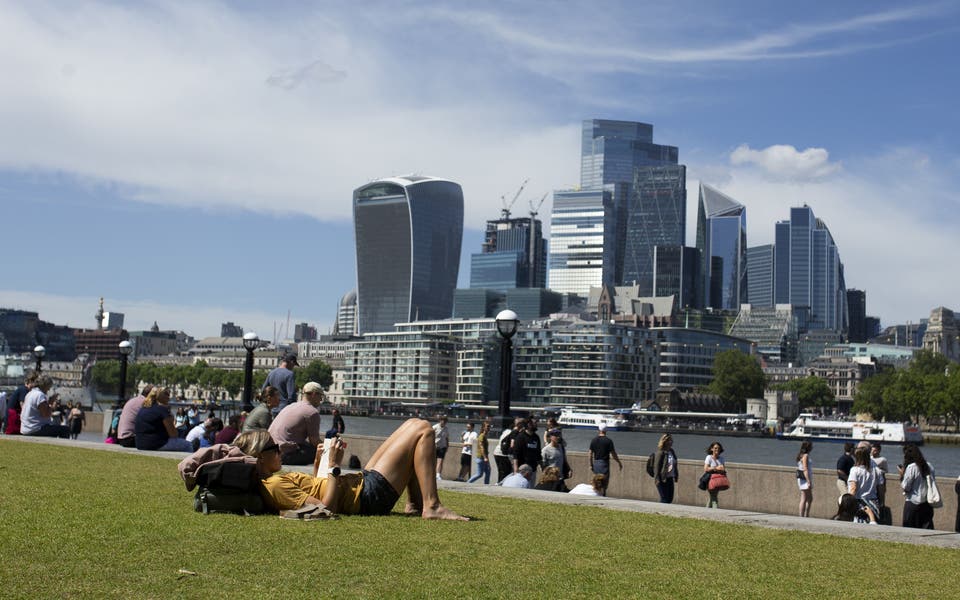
[
  {"xmin": 500, "ymin": 178, "xmax": 529, "ymax": 219},
  {"xmin": 529, "ymin": 192, "xmax": 547, "ymax": 219}
]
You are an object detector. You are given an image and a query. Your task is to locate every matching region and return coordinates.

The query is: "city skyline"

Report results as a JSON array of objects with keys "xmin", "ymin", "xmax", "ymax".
[{"xmin": 1, "ymin": 2, "xmax": 959, "ymax": 337}]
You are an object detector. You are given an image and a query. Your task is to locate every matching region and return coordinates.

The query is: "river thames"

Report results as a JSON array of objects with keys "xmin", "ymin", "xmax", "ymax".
[{"xmin": 338, "ymin": 416, "xmax": 960, "ymax": 476}]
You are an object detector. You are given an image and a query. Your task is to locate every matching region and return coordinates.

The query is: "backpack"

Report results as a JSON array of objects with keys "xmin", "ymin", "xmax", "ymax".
[
  {"xmin": 193, "ymin": 461, "xmax": 267, "ymax": 516},
  {"xmin": 499, "ymin": 430, "xmax": 515, "ymax": 456},
  {"xmin": 646, "ymin": 453, "xmax": 656, "ymax": 478}
]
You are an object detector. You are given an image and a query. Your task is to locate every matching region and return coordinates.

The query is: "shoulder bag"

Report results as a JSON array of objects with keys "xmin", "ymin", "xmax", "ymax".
[{"xmin": 926, "ymin": 474, "xmax": 943, "ymax": 508}]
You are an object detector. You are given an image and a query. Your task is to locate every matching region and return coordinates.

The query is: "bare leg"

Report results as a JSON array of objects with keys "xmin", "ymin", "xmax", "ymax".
[
  {"xmin": 365, "ymin": 419, "xmax": 468, "ymax": 521},
  {"xmin": 799, "ymin": 489, "xmax": 812, "ymax": 517}
]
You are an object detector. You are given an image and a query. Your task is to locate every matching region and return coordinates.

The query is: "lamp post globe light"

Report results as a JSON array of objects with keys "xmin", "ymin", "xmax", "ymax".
[
  {"xmin": 117, "ymin": 340, "xmax": 133, "ymax": 409},
  {"xmin": 242, "ymin": 332, "xmax": 260, "ymax": 412},
  {"xmin": 33, "ymin": 345, "xmax": 46, "ymax": 373},
  {"xmin": 494, "ymin": 310, "xmax": 519, "ymax": 432}
]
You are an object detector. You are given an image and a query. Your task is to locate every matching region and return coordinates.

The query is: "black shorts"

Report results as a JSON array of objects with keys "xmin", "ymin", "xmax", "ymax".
[
  {"xmin": 460, "ymin": 453, "xmax": 471, "ymax": 467},
  {"xmin": 436, "ymin": 447, "xmax": 447, "ymax": 459},
  {"xmin": 359, "ymin": 470, "xmax": 400, "ymax": 516}
]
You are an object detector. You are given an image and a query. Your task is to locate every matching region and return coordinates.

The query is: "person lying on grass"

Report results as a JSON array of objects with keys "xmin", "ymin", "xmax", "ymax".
[{"xmin": 232, "ymin": 418, "xmax": 468, "ymax": 520}]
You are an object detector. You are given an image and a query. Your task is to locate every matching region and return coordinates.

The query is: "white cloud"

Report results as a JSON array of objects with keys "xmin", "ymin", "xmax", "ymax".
[
  {"xmin": 729, "ymin": 144, "xmax": 841, "ymax": 181},
  {"xmin": 0, "ymin": 289, "xmax": 321, "ymax": 342},
  {"xmin": 0, "ymin": 2, "xmax": 578, "ymax": 229}
]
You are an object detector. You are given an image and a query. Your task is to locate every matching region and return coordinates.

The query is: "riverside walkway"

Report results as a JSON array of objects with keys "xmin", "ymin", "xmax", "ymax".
[{"xmin": 7, "ymin": 434, "xmax": 960, "ymax": 549}]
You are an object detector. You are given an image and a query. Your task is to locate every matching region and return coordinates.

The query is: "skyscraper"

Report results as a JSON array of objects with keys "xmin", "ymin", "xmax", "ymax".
[
  {"xmin": 622, "ymin": 165, "xmax": 687, "ymax": 291},
  {"xmin": 353, "ymin": 176, "xmax": 463, "ymax": 334},
  {"xmin": 548, "ymin": 188, "xmax": 617, "ymax": 295},
  {"xmin": 846, "ymin": 289, "xmax": 866, "ymax": 343},
  {"xmin": 773, "ymin": 205, "xmax": 847, "ymax": 331},
  {"xmin": 695, "ymin": 183, "xmax": 747, "ymax": 310},
  {"xmin": 652, "ymin": 245, "xmax": 699, "ymax": 308},
  {"xmin": 470, "ymin": 215, "xmax": 546, "ymax": 292},
  {"xmin": 550, "ymin": 119, "xmax": 684, "ymax": 296},
  {"xmin": 746, "ymin": 244, "xmax": 775, "ymax": 307}
]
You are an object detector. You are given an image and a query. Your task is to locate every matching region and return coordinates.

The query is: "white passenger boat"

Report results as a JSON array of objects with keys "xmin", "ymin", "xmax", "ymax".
[
  {"xmin": 557, "ymin": 408, "xmax": 629, "ymax": 431},
  {"xmin": 777, "ymin": 413, "xmax": 923, "ymax": 444}
]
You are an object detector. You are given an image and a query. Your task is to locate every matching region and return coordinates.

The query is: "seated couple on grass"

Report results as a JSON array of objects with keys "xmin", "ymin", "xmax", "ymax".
[{"xmin": 232, "ymin": 419, "xmax": 468, "ymax": 520}]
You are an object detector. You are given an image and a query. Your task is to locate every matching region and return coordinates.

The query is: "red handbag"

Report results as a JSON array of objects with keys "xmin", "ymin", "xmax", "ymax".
[{"xmin": 708, "ymin": 473, "xmax": 730, "ymax": 491}]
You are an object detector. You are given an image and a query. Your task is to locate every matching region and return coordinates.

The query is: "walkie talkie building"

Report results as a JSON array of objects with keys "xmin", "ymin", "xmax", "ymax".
[{"xmin": 353, "ymin": 175, "xmax": 464, "ymax": 334}]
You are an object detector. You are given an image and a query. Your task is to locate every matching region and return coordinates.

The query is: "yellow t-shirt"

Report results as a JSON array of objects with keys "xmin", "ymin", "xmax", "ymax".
[{"xmin": 260, "ymin": 471, "xmax": 364, "ymax": 514}]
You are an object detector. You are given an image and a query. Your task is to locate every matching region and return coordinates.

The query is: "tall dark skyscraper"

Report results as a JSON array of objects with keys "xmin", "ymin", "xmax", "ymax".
[
  {"xmin": 549, "ymin": 119, "xmax": 684, "ymax": 297},
  {"xmin": 353, "ymin": 175, "xmax": 463, "ymax": 334},
  {"xmin": 470, "ymin": 215, "xmax": 546, "ymax": 292},
  {"xmin": 846, "ymin": 289, "xmax": 867, "ymax": 343},
  {"xmin": 695, "ymin": 183, "xmax": 747, "ymax": 310},
  {"xmin": 652, "ymin": 245, "xmax": 699, "ymax": 308}
]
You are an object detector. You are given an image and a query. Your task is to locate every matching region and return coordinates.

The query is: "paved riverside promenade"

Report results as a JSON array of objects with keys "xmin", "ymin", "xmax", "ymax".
[{"xmin": 7, "ymin": 434, "xmax": 960, "ymax": 550}]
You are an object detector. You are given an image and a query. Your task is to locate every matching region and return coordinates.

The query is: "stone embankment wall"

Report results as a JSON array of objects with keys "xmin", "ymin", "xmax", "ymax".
[{"xmin": 343, "ymin": 434, "xmax": 959, "ymax": 532}]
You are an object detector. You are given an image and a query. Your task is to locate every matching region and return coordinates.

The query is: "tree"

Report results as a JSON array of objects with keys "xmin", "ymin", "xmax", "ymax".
[
  {"xmin": 296, "ymin": 360, "xmax": 334, "ymax": 390},
  {"xmin": 777, "ymin": 376, "xmax": 834, "ymax": 412},
  {"xmin": 853, "ymin": 369, "xmax": 894, "ymax": 419},
  {"xmin": 91, "ymin": 360, "xmax": 120, "ymax": 394},
  {"xmin": 708, "ymin": 349, "xmax": 767, "ymax": 411}
]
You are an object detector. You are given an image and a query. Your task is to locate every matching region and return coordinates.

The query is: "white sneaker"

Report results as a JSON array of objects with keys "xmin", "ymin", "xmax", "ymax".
[{"xmin": 436, "ymin": 473, "xmax": 442, "ymax": 481}]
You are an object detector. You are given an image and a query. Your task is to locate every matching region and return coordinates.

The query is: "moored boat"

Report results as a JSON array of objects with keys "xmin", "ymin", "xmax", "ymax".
[
  {"xmin": 777, "ymin": 413, "xmax": 923, "ymax": 444},
  {"xmin": 557, "ymin": 408, "xmax": 629, "ymax": 431}
]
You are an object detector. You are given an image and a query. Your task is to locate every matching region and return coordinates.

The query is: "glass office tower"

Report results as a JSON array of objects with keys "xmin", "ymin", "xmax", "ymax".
[
  {"xmin": 579, "ymin": 119, "xmax": 683, "ymax": 290},
  {"xmin": 622, "ymin": 164, "xmax": 687, "ymax": 291},
  {"xmin": 548, "ymin": 187, "xmax": 617, "ymax": 295},
  {"xmin": 772, "ymin": 205, "xmax": 847, "ymax": 331},
  {"xmin": 746, "ymin": 244, "xmax": 775, "ymax": 307},
  {"xmin": 353, "ymin": 176, "xmax": 463, "ymax": 334},
  {"xmin": 469, "ymin": 215, "xmax": 546, "ymax": 292},
  {"xmin": 695, "ymin": 183, "xmax": 747, "ymax": 310}
]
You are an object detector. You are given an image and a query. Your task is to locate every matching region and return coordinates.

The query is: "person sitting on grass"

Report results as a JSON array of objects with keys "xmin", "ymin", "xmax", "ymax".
[
  {"xmin": 232, "ymin": 418, "xmax": 468, "ymax": 520},
  {"xmin": 568, "ymin": 474, "xmax": 607, "ymax": 497},
  {"xmin": 534, "ymin": 466, "xmax": 568, "ymax": 492}
]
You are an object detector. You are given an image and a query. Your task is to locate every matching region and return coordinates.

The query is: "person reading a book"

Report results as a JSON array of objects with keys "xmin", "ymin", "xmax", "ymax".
[{"xmin": 233, "ymin": 419, "xmax": 468, "ymax": 520}]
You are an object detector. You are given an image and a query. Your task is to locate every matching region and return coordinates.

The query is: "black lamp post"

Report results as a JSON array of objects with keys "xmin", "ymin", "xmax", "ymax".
[
  {"xmin": 33, "ymin": 345, "xmax": 45, "ymax": 373},
  {"xmin": 242, "ymin": 332, "xmax": 260, "ymax": 412},
  {"xmin": 495, "ymin": 309, "xmax": 519, "ymax": 432},
  {"xmin": 117, "ymin": 340, "xmax": 133, "ymax": 409}
]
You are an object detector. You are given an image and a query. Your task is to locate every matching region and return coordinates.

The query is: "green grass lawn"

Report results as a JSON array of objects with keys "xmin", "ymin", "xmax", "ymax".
[{"xmin": 1, "ymin": 440, "xmax": 958, "ymax": 599}]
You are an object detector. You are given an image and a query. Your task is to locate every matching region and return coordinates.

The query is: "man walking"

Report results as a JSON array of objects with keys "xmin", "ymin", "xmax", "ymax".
[
  {"xmin": 457, "ymin": 423, "xmax": 478, "ymax": 481},
  {"xmin": 512, "ymin": 419, "xmax": 541, "ymax": 477},
  {"xmin": 493, "ymin": 418, "xmax": 521, "ymax": 483},
  {"xmin": 588, "ymin": 423, "xmax": 622, "ymax": 496},
  {"xmin": 263, "ymin": 352, "xmax": 299, "ymax": 414},
  {"xmin": 541, "ymin": 428, "xmax": 568, "ymax": 482}
]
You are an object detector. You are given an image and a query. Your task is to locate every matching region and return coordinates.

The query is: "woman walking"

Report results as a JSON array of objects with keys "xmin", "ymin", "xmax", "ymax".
[
  {"xmin": 653, "ymin": 434, "xmax": 679, "ymax": 504},
  {"xmin": 67, "ymin": 402, "xmax": 85, "ymax": 440},
  {"xmin": 703, "ymin": 441, "xmax": 728, "ymax": 509},
  {"xmin": 796, "ymin": 441, "xmax": 813, "ymax": 517},
  {"xmin": 898, "ymin": 444, "xmax": 935, "ymax": 529}
]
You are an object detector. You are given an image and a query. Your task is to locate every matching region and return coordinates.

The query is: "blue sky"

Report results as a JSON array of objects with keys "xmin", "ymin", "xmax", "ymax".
[{"xmin": 1, "ymin": 1, "xmax": 958, "ymax": 339}]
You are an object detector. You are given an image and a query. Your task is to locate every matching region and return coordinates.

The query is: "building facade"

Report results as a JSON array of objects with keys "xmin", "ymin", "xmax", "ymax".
[
  {"xmin": 695, "ymin": 183, "xmax": 746, "ymax": 310},
  {"xmin": 548, "ymin": 188, "xmax": 617, "ymax": 295},
  {"xmin": 773, "ymin": 205, "xmax": 847, "ymax": 332},
  {"xmin": 622, "ymin": 165, "xmax": 687, "ymax": 292},
  {"xmin": 746, "ymin": 244, "xmax": 775, "ymax": 307},
  {"xmin": 652, "ymin": 245, "xmax": 699, "ymax": 309},
  {"xmin": 353, "ymin": 176, "xmax": 463, "ymax": 334},
  {"xmin": 470, "ymin": 215, "xmax": 546, "ymax": 291},
  {"xmin": 846, "ymin": 289, "xmax": 867, "ymax": 343}
]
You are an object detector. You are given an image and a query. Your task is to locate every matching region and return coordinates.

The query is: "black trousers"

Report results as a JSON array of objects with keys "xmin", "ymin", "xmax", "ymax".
[{"xmin": 494, "ymin": 455, "xmax": 512, "ymax": 483}]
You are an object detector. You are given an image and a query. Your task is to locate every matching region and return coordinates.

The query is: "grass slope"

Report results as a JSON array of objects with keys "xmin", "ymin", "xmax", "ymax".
[{"xmin": 1, "ymin": 440, "xmax": 957, "ymax": 599}]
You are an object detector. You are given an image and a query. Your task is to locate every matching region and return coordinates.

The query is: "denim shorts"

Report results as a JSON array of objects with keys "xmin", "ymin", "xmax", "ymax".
[{"xmin": 359, "ymin": 470, "xmax": 401, "ymax": 516}]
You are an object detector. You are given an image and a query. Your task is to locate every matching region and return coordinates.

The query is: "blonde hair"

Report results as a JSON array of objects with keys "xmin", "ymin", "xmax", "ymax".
[
  {"xmin": 591, "ymin": 473, "xmax": 607, "ymax": 492},
  {"xmin": 657, "ymin": 434, "xmax": 672, "ymax": 451},
  {"xmin": 143, "ymin": 387, "xmax": 171, "ymax": 408},
  {"xmin": 232, "ymin": 429, "xmax": 273, "ymax": 458}
]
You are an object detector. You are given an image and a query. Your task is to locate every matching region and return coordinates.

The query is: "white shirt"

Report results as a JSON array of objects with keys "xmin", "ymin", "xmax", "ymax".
[
  {"xmin": 848, "ymin": 464, "xmax": 878, "ymax": 501},
  {"xmin": 500, "ymin": 472, "xmax": 531, "ymax": 488},
  {"xmin": 461, "ymin": 430, "xmax": 478, "ymax": 455},
  {"xmin": 185, "ymin": 424, "xmax": 207, "ymax": 443},
  {"xmin": 20, "ymin": 388, "xmax": 52, "ymax": 434},
  {"xmin": 568, "ymin": 483, "xmax": 599, "ymax": 496}
]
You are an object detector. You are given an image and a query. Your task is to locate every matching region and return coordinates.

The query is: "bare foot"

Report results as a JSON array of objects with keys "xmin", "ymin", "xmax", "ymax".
[
  {"xmin": 403, "ymin": 502, "xmax": 422, "ymax": 516},
  {"xmin": 421, "ymin": 505, "xmax": 470, "ymax": 521}
]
